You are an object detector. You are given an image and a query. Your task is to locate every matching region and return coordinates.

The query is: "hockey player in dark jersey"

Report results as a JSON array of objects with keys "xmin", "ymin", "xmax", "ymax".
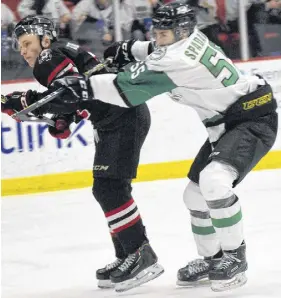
[{"xmin": 1, "ymin": 16, "xmax": 164, "ymax": 292}]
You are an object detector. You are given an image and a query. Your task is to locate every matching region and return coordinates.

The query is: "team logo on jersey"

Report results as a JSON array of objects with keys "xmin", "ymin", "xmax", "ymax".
[
  {"xmin": 38, "ymin": 49, "xmax": 52, "ymax": 64},
  {"xmin": 148, "ymin": 46, "xmax": 167, "ymax": 61}
]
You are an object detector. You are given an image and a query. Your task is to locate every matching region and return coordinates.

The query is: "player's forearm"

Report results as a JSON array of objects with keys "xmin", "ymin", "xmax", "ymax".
[
  {"xmin": 89, "ymin": 62, "xmax": 176, "ymax": 108},
  {"xmin": 89, "ymin": 74, "xmax": 129, "ymax": 108},
  {"xmin": 131, "ymin": 41, "xmax": 154, "ymax": 61}
]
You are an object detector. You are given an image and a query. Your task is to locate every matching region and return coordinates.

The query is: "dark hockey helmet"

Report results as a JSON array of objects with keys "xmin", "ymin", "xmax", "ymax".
[
  {"xmin": 152, "ymin": 2, "xmax": 197, "ymax": 41},
  {"xmin": 13, "ymin": 15, "xmax": 57, "ymax": 43}
]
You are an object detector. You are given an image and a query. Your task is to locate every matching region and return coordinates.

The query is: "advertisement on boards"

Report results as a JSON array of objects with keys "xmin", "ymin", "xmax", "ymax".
[{"xmin": 1, "ymin": 114, "xmax": 96, "ymax": 178}]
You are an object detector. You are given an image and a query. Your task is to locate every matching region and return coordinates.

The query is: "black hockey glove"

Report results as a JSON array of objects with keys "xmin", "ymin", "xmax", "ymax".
[
  {"xmin": 51, "ymin": 75, "xmax": 93, "ymax": 104},
  {"xmin": 1, "ymin": 90, "xmax": 39, "ymax": 120},
  {"xmin": 103, "ymin": 40, "xmax": 136, "ymax": 69}
]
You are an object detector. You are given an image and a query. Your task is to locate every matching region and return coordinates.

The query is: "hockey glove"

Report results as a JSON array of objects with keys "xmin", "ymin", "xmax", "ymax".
[
  {"xmin": 48, "ymin": 114, "xmax": 74, "ymax": 139},
  {"xmin": 103, "ymin": 40, "xmax": 136, "ymax": 69},
  {"xmin": 51, "ymin": 75, "xmax": 93, "ymax": 103},
  {"xmin": 48, "ymin": 110, "xmax": 88, "ymax": 139},
  {"xmin": 1, "ymin": 91, "xmax": 39, "ymax": 119}
]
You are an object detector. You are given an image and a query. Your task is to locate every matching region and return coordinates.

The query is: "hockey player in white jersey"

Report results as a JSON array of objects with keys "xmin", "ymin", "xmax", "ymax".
[{"xmin": 52, "ymin": 2, "xmax": 278, "ymax": 292}]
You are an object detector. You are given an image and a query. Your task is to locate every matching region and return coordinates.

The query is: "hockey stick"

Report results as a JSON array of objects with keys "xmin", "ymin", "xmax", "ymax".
[
  {"xmin": 2, "ymin": 93, "xmax": 57, "ymax": 126},
  {"xmin": 11, "ymin": 57, "xmax": 113, "ymax": 125},
  {"xmin": 84, "ymin": 57, "xmax": 113, "ymax": 80},
  {"xmin": 11, "ymin": 88, "xmax": 65, "ymax": 126}
]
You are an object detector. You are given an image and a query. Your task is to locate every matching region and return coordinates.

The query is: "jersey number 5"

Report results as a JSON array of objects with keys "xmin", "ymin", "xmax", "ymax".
[{"xmin": 200, "ymin": 46, "xmax": 239, "ymax": 87}]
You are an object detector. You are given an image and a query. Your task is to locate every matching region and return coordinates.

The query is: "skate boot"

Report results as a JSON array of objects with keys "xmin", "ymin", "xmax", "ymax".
[
  {"xmin": 209, "ymin": 242, "xmax": 248, "ymax": 292},
  {"xmin": 177, "ymin": 252, "xmax": 222, "ymax": 287},
  {"xmin": 110, "ymin": 242, "xmax": 164, "ymax": 292},
  {"xmin": 96, "ymin": 258, "xmax": 125, "ymax": 288}
]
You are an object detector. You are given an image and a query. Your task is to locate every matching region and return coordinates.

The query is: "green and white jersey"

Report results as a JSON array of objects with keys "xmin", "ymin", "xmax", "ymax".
[{"xmin": 90, "ymin": 28, "xmax": 265, "ymax": 142}]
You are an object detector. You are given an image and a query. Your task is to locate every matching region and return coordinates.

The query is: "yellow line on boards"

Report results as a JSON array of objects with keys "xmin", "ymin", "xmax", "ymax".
[{"xmin": 2, "ymin": 150, "xmax": 281, "ymax": 197}]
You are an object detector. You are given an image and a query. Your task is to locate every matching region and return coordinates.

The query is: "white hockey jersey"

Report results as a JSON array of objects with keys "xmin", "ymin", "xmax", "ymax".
[{"xmin": 90, "ymin": 28, "xmax": 266, "ymax": 142}]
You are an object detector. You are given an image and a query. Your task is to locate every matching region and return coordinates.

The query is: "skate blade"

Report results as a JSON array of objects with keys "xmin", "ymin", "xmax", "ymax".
[
  {"xmin": 115, "ymin": 263, "xmax": 164, "ymax": 292},
  {"xmin": 97, "ymin": 279, "xmax": 115, "ymax": 289},
  {"xmin": 211, "ymin": 272, "xmax": 247, "ymax": 292},
  {"xmin": 177, "ymin": 277, "xmax": 211, "ymax": 288}
]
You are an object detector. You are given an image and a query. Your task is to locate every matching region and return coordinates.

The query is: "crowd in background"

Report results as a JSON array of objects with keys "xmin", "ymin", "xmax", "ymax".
[{"xmin": 1, "ymin": 0, "xmax": 281, "ymax": 81}]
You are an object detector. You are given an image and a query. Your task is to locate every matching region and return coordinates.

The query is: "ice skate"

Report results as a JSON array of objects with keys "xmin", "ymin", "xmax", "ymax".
[
  {"xmin": 209, "ymin": 242, "xmax": 248, "ymax": 292},
  {"xmin": 110, "ymin": 242, "xmax": 164, "ymax": 292},
  {"xmin": 177, "ymin": 253, "xmax": 221, "ymax": 287},
  {"xmin": 96, "ymin": 258, "xmax": 125, "ymax": 288}
]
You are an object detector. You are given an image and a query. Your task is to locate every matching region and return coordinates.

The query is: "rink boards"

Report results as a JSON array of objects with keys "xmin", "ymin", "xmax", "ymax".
[{"xmin": 1, "ymin": 58, "xmax": 281, "ymax": 196}]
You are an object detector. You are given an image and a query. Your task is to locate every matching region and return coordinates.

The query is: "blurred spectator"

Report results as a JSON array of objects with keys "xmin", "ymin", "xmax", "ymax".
[
  {"xmin": 250, "ymin": 0, "xmax": 281, "ymax": 24},
  {"xmin": 184, "ymin": 1, "xmax": 225, "ymax": 50},
  {"xmin": 1, "ymin": 0, "xmax": 280, "ymax": 82},
  {"xmin": 64, "ymin": 0, "xmax": 82, "ymax": 6},
  {"xmin": 72, "ymin": 0, "xmax": 142, "ymax": 45},
  {"xmin": 1, "ymin": 3, "xmax": 16, "ymax": 32},
  {"xmin": 1, "ymin": 3, "xmax": 17, "ymax": 59},
  {"xmin": 62, "ymin": 0, "xmax": 83, "ymax": 13},
  {"xmin": 222, "ymin": 0, "xmax": 281, "ymax": 57},
  {"xmin": 1, "ymin": 2, "xmax": 33, "ymax": 79},
  {"xmin": 121, "ymin": 0, "xmax": 156, "ymax": 41},
  {"xmin": 183, "ymin": 0, "xmax": 267, "ymax": 58},
  {"xmin": 265, "ymin": 0, "xmax": 281, "ymax": 23},
  {"xmin": 248, "ymin": 0, "xmax": 281, "ymax": 56},
  {"xmin": 72, "ymin": 0, "xmax": 114, "ymax": 44},
  {"xmin": 17, "ymin": 0, "xmax": 72, "ymax": 38}
]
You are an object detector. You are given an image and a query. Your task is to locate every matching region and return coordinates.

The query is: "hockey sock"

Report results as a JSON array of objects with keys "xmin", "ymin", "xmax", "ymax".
[
  {"xmin": 93, "ymin": 177, "xmax": 148, "ymax": 255},
  {"xmin": 207, "ymin": 195, "xmax": 244, "ymax": 250}
]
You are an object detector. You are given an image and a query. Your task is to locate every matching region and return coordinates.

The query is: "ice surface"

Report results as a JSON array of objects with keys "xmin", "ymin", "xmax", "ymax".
[{"xmin": 2, "ymin": 169, "xmax": 281, "ymax": 298}]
